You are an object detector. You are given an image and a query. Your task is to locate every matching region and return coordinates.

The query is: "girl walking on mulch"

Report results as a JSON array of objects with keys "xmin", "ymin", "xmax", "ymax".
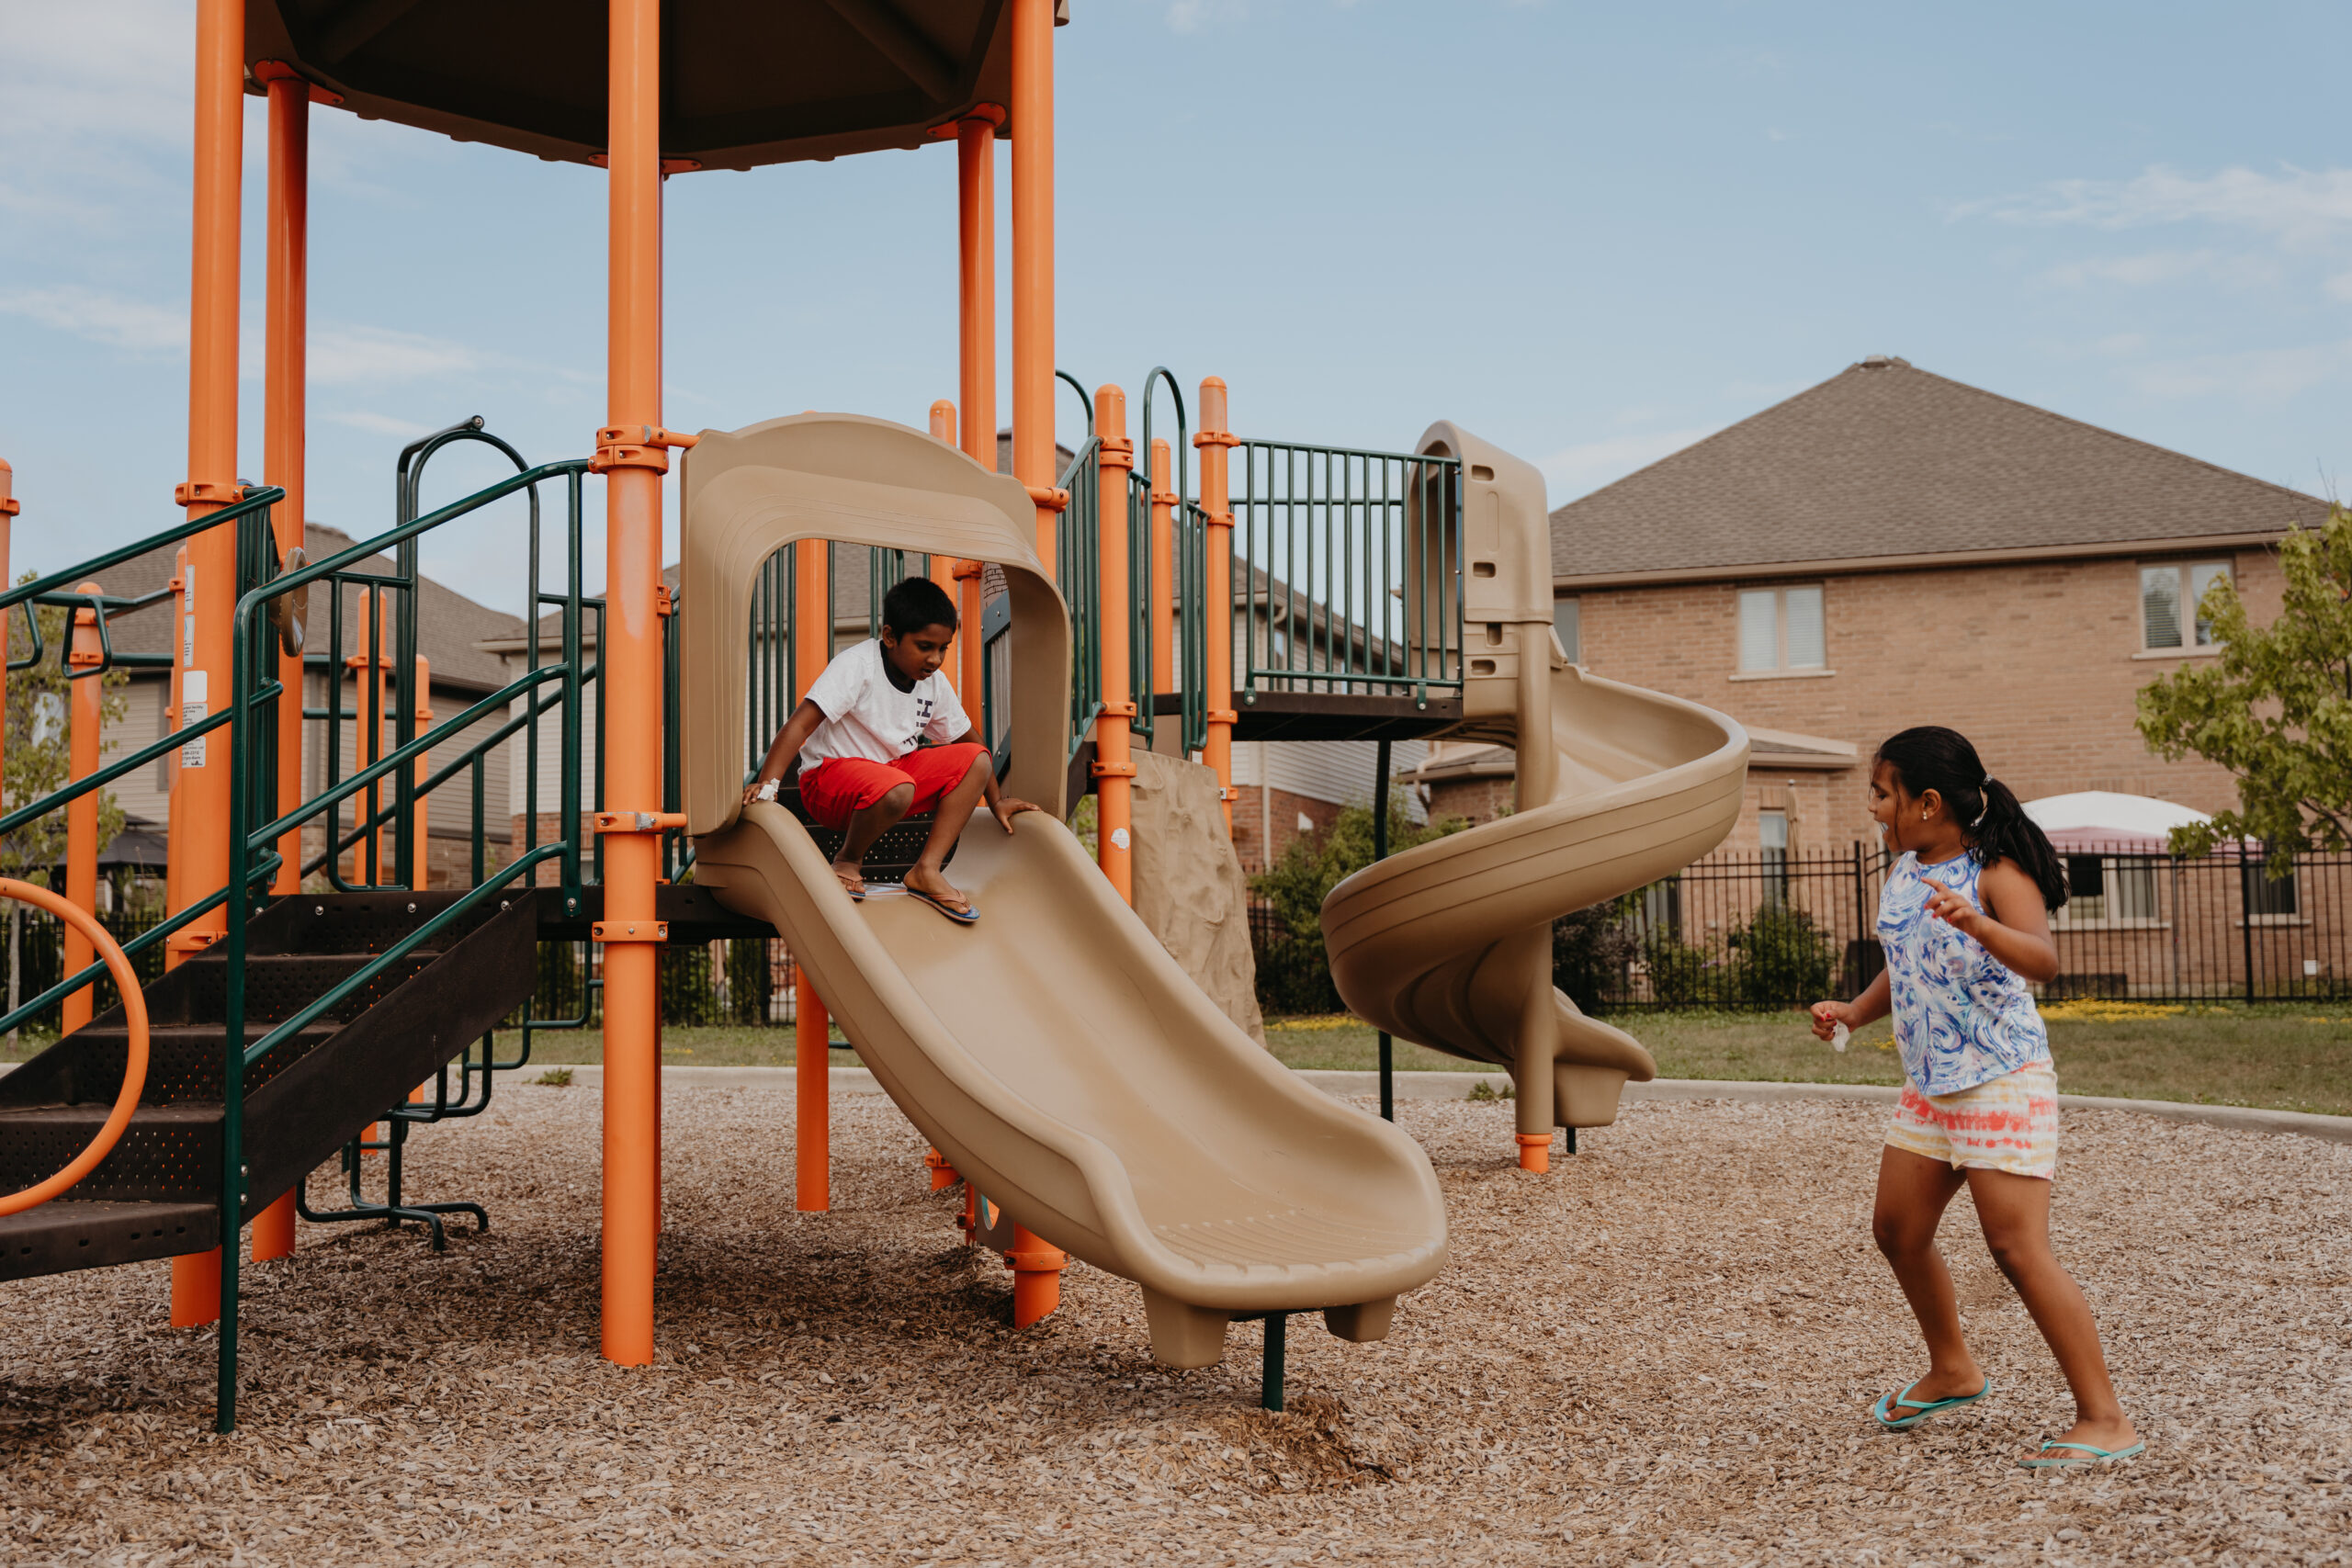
[{"xmin": 1809, "ymin": 726, "xmax": 2141, "ymax": 1469}]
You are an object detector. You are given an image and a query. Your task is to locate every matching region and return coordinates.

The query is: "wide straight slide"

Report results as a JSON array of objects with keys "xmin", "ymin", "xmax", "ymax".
[{"xmin": 678, "ymin": 413, "xmax": 1446, "ymax": 1367}]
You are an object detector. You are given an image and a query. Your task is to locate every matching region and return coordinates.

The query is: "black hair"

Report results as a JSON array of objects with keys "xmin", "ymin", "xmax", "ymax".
[
  {"xmin": 1874, "ymin": 725, "xmax": 2068, "ymax": 911},
  {"xmin": 880, "ymin": 575, "xmax": 958, "ymax": 637}
]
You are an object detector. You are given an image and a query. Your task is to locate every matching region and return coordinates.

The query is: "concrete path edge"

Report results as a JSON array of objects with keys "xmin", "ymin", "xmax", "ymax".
[{"xmin": 521, "ymin": 1062, "xmax": 2352, "ymax": 1145}]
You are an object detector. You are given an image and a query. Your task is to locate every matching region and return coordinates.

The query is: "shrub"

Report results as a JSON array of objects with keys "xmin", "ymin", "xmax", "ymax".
[
  {"xmin": 1552, "ymin": 897, "xmax": 1639, "ymax": 1012},
  {"xmin": 1641, "ymin": 931, "xmax": 1718, "ymax": 1008},
  {"xmin": 1249, "ymin": 784, "xmax": 1468, "ymax": 1014},
  {"xmin": 1728, "ymin": 902, "xmax": 1838, "ymax": 1007}
]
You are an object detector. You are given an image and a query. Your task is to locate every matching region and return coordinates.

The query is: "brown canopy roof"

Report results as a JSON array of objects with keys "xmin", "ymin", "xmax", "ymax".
[
  {"xmin": 1550, "ymin": 356, "xmax": 2326, "ymax": 585},
  {"xmin": 244, "ymin": 0, "xmax": 1062, "ymax": 172}
]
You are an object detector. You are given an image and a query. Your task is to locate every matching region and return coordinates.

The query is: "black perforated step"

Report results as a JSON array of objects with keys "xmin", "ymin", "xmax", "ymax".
[
  {"xmin": 0, "ymin": 1103, "xmax": 220, "ymax": 1201},
  {"xmin": 0, "ymin": 889, "xmax": 538, "ymax": 1286},
  {"xmin": 0, "ymin": 1200, "xmax": 219, "ymax": 1282}
]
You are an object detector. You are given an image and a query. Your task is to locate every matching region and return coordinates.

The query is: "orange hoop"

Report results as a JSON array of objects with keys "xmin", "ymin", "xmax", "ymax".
[{"xmin": 0, "ymin": 877, "xmax": 150, "ymax": 1216}]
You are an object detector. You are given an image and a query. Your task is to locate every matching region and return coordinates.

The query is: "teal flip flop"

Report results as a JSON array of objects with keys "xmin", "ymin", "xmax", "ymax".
[
  {"xmin": 1871, "ymin": 1376, "xmax": 1993, "ymax": 1430},
  {"xmin": 2018, "ymin": 1438, "xmax": 2145, "ymax": 1470}
]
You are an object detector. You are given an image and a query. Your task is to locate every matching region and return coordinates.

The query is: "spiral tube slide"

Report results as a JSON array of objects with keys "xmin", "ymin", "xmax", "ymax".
[{"xmin": 1319, "ymin": 423, "xmax": 1747, "ymax": 1163}]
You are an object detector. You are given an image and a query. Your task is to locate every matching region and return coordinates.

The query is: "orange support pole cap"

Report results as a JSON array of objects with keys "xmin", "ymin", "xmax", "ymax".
[{"xmin": 1516, "ymin": 1133, "xmax": 1553, "ymax": 1174}]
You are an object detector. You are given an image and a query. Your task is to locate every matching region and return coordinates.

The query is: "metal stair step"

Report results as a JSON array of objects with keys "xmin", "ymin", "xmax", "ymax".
[
  {"xmin": 42, "ymin": 1022, "xmax": 339, "ymax": 1104},
  {"xmin": 0, "ymin": 1199, "xmax": 220, "ymax": 1282},
  {"xmin": 0, "ymin": 1101, "xmax": 222, "ymax": 1202},
  {"xmin": 177, "ymin": 951, "xmax": 441, "ymax": 1025}
]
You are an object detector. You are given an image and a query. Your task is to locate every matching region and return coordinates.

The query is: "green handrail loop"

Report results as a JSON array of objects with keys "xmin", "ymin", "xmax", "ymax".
[
  {"xmin": 1136, "ymin": 367, "xmax": 1193, "ymax": 754},
  {"xmin": 391, "ymin": 416, "xmax": 536, "ymax": 891}
]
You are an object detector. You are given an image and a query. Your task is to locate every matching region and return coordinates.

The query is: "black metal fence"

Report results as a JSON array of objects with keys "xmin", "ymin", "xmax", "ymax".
[
  {"xmin": 1245, "ymin": 843, "xmax": 2352, "ymax": 1016},
  {"xmin": 0, "ymin": 909, "xmax": 166, "ymax": 1039},
  {"xmin": 531, "ymin": 938, "xmax": 806, "ymax": 1029}
]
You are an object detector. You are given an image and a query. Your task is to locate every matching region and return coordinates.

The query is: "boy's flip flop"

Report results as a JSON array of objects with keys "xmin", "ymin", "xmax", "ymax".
[
  {"xmin": 2017, "ymin": 1439, "xmax": 2145, "ymax": 1470},
  {"xmin": 907, "ymin": 886, "xmax": 978, "ymax": 925},
  {"xmin": 1871, "ymin": 1377, "xmax": 1992, "ymax": 1429}
]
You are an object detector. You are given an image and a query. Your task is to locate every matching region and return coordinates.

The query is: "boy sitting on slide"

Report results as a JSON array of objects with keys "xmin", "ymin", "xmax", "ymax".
[{"xmin": 741, "ymin": 575, "xmax": 1038, "ymax": 924}]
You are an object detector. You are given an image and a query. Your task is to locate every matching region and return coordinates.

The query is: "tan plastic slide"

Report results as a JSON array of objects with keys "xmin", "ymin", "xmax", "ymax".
[
  {"xmin": 677, "ymin": 414, "xmax": 1448, "ymax": 1368},
  {"xmin": 1321, "ymin": 423, "xmax": 1750, "ymax": 1147}
]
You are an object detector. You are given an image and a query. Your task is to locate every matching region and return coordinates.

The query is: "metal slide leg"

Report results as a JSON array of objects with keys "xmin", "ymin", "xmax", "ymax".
[
  {"xmin": 1372, "ymin": 739, "xmax": 1393, "ymax": 1122},
  {"xmin": 1261, "ymin": 1313, "xmax": 1288, "ymax": 1412}
]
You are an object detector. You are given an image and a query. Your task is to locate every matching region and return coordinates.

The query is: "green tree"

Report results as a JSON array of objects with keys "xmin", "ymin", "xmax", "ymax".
[
  {"xmin": 2, "ymin": 581, "xmax": 130, "ymax": 882},
  {"xmin": 1250, "ymin": 784, "xmax": 1468, "ymax": 943},
  {"xmin": 2138, "ymin": 508, "xmax": 2352, "ymax": 861},
  {"xmin": 3, "ymin": 576, "xmax": 131, "ymax": 1035}
]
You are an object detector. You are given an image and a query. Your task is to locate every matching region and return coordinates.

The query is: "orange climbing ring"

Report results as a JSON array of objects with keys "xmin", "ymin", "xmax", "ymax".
[{"xmin": 0, "ymin": 878, "xmax": 149, "ymax": 1216}]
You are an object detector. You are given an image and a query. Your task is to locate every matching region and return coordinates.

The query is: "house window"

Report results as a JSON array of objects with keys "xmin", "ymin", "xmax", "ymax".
[
  {"xmin": 1553, "ymin": 598, "xmax": 1581, "ymax": 662},
  {"xmin": 2064, "ymin": 855, "xmax": 2159, "ymax": 923},
  {"xmin": 2141, "ymin": 560, "xmax": 2231, "ymax": 650},
  {"xmin": 2242, "ymin": 851, "xmax": 2300, "ymax": 919},
  {"xmin": 1736, "ymin": 585, "xmax": 1825, "ymax": 672},
  {"xmin": 1758, "ymin": 809, "xmax": 1789, "ymax": 907},
  {"xmin": 1640, "ymin": 874, "xmax": 1682, "ymax": 939}
]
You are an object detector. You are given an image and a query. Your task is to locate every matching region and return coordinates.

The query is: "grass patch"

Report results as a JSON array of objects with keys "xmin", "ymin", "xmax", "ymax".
[
  {"xmin": 1263, "ymin": 1005, "xmax": 2352, "ymax": 1117},
  {"xmin": 9, "ymin": 1002, "xmax": 2344, "ymax": 1117}
]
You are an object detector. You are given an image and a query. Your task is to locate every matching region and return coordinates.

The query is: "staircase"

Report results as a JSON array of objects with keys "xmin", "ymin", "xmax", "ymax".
[{"xmin": 0, "ymin": 891, "xmax": 536, "ymax": 1284}]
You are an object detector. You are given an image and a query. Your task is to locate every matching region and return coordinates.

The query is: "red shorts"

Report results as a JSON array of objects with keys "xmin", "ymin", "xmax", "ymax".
[{"xmin": 797, "ymin": 743, "xmax": 989, "ymax": 832}]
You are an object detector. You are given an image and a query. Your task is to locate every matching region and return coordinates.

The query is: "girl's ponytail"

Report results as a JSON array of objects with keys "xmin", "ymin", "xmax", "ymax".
[
  {"xmin": 1973, "ymin": 775, "xmax": 2068, "ymax": 911},
  {"xmin": 1875, "ymin": 726, "xmax": 2070, "ymax": 911}
]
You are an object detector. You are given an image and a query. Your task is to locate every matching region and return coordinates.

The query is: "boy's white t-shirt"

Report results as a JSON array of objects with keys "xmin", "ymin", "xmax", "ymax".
[{"xmin": 797, "ymin": 638, "xmax": 970, "ymax": 772}]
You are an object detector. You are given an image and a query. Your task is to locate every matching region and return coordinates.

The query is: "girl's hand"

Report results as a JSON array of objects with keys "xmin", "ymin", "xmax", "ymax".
[
  {"xmin": 741, "ymin": 776, "xmax": 781, "ymax": 807},
  {"xmin": 1808, "ymin": 1000, "xmax": 1851, "ymax": 1042},
  {"xmin": 1921, "ymin": 876, "xmax": 1984, "ymax": 937},
  {"xmin": 989, "ymin": 796, "xmax": 1041, "ymax": 833}
]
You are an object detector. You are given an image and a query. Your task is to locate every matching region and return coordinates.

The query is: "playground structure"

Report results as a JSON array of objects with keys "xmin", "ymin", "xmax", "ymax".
[{"xmin": 0, "ymin": 0, "xmax": 1744, "ymax": 1431}]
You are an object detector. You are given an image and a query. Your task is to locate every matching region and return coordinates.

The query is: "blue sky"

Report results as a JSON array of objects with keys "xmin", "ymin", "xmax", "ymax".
[{"xmin": 5, "ymin": 1, "xmax": 2350, "ymax": 616}]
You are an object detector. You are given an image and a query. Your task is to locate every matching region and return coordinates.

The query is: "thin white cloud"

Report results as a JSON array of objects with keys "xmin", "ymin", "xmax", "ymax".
[
  {"xmin": 0, "ymin": 285, "xmax": 186, "ymax": 354},
  {"xmin": 1969, "ymin": 165, "xmax": 2352, "ymax": 248},
  {"xmin": 2043, "ymin": 249, "xmax": 2280, "ymax": 289},
  {"xmin": 325, "ymin": 411, "xmax": 437, "ymax": 440},
  {"xmin": 308, "ymin": 324, "xmax": 487, "ymax": 387},
  {"xmin": 2125, "ymin": 340, "xmax": 2352, "ymax": 403},
  {"xmin": 1536, "ymin": 427, "xmax": 1716, "ymax": 499}
]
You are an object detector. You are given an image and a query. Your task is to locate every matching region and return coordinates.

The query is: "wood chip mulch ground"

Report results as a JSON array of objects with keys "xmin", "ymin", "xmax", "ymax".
[{"xmin": 2, "ymin": 1082, "xmax": 2346, "ymax": 1564}]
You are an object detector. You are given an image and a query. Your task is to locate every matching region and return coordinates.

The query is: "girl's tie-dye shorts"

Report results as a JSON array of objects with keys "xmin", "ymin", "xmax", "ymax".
[{"xmin": 1884, "ymin": 1062, "xmax": 2060, "ymax": 1179}]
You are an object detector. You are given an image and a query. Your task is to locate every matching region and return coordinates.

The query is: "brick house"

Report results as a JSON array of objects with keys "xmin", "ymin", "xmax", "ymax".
[
  {"xmin": 1415, "ymin": 355, "xmax": 2323, "ymax": 860},
  {"xmin": 57, "ymin": 524, "xmax": 520, "ymax": 897}
]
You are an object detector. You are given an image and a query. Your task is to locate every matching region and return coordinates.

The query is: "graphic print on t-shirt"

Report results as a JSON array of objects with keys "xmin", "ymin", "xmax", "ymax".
[{"xmin": 797, "ymin": 639, "xmax": 969, "ymax": 773}]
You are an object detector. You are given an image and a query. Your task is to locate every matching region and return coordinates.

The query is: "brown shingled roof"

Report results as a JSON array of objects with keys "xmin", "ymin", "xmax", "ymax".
[
  {"xmin": 55, "ymin": 524, "xmax": 522, "ymax": 692},
  {"xmin": 1549, "ymin": 357, "xmax": 2327, "ymax": 583}
]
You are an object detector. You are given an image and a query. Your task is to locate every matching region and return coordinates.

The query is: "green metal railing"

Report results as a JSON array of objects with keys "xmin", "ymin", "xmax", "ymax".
[
  {"xmin": 1232, "ymin": 442, "xmax": 1463, "ymax": 709},
  {"xmin": 216, "ymin": 450, "xmax": 597, "ymax": 1429},
  {"xmin": 0, "ymin": 488, "xmax": 286, "ymax": 1040}
]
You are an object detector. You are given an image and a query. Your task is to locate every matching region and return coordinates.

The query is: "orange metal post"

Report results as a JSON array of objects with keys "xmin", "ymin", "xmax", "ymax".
[
  {"xmin": 262, "ymin": 66, "xmax": 309, "ymax": 901},
  {"xmin": 927, "ymin": 399, "xmax": 963, "ymax": 669},
  {"xmin": 1092, "ymin": 387, "xmax": 1136, "ymax": 903},
  {"xmin": 0, "ymin": 462, "xmax": 12, "ymax": 847},
  {"xmin": 1194, "ymin": 378, "xmax": 1239, "ymax": 833},
  {"xmin": 1005, "ymin": 0, "xmax": 1069, "ymax": 1327},
  {"xmin": 591, "ymin": 0, "xmax": 674, "ymax": 1371},
  {"xmin": 412, "ymin": 656, "xmax": 432, "ymax": 889},
  {"xmin": 164, "ymin": 547, "xmax": 188, "ymax": 929},
  {"xmin": 345, "ymin": 591, "xmax": 392, "ymax": 883},
  {"xmin": 170, "ymin": 0, "xmax": 246, "ymax": 1330},
  {"xmin": 1009, "ymin": 0, "xmax": 1057, "ymax": 562},
  {"xmin": 955, "ymin": 107, "xmax": 1001, "ymax": 705},
  {"xmin": 792, "ymin": 537, "xmax": 831, "ymax": 1212},
  {"xmin": 62, "ymin": 586, "xmax": 105, "ymax": 1034},
  {"xmin": 1148, "ymin": 438, "xmax": 1176, "ymax": 700}
]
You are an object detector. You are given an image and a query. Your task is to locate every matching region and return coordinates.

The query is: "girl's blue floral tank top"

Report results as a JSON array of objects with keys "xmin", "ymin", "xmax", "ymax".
[{"xmin": 1876, "ymin": 849, "xmax": 2051, "ymax": 1096}]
